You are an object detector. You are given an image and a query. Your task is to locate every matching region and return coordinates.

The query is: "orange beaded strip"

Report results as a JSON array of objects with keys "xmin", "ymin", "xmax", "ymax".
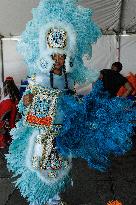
[{"xmin": 26, "ymin": 114, "xmax": 52, "ymax": 127}]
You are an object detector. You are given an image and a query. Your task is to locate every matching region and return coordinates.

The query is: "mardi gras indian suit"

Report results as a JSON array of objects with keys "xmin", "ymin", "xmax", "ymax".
[{"xmin": 6, "ymin": 0, "xmax": 136, "ymax": 205}]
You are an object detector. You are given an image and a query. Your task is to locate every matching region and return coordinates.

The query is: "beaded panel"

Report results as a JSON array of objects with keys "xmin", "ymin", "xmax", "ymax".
[{"xmin": 25, "ymin": 86, "xmax": 61, "ymax": 128}]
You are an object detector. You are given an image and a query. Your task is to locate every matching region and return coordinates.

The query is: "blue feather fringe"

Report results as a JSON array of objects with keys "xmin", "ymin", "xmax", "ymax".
[
  {"xmin": 6, "ymin": 120, "xmax": 71, "ymax": 205},
  {"xmin": 56, "ymin": 80, "xmax": 136, "ymax": 171}
]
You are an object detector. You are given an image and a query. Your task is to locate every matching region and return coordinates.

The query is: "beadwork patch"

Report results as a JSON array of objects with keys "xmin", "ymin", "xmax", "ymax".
[
  {"xmin": 47, "ymin": 28, "xmax": 67, "ymax": 48},
  {"xmin": 27, "ymin": 126, "xmax": 71, "ymax": 182},
  {"xmin": 25, "ymin": 86, "xmax": 61, "ymax": 128}
]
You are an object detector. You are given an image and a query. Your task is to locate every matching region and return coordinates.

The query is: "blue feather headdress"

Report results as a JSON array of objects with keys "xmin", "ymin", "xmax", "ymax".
[{"xmin": 17, "ymin": 0, "xmax": 101, "ymax": 83}]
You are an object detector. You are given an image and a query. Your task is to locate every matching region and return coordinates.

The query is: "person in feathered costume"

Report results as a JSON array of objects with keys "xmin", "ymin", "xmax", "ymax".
[
  {"xmin": 6, "ymin": 0, "xmax": 101, "ymax": 204},
  {"xmin": 6, "ymin": 0, "xmax": 135, "ymax": 205}
]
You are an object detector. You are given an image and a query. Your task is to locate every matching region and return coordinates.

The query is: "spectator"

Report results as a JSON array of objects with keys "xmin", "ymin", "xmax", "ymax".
[
  {"xmin": 0, "ymin": 76, "xmax": 20, "ymax": 148},
  {"xmin": 100, "ymin": 62, "xmax": 132, "ymax": 97}
]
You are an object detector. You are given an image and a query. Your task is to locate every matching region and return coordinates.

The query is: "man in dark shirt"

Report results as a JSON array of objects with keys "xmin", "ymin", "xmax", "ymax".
[{"xmin": 100, "ymin": 62, "xmax": 132, "ymax": 97}]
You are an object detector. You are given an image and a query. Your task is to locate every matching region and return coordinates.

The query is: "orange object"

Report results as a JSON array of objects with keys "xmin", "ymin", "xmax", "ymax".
[
  {"xmin": 117, "ymin": 72, "xmax": 136, "ymax": 96},
  {"xmin": 26, "ymin": 114, "xmax": 52, "ymax": 126},
  {"xmin": 107, "ymin": 200, "xmax": 123, "ymax": 205}
]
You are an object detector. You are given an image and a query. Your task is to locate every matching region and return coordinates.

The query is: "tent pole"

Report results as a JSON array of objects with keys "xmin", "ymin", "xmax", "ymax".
[
  {"xmin": 116, "ymin": 34, "xmax": 121, "ymax": 62},
  {"xmin": 118, "ymin": 0, "xmax": 126, "ymax": 34},
  {"xmin": 116, "ymin": 0, "xmax": 126, "ymax": 62},
  {"xmin": 0, "ymin": 36, "xmax": 4, "ymax": 82}
]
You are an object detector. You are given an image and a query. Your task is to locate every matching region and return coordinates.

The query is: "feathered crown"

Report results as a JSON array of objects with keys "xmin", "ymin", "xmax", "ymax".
[{"xmin": 17, "ymin": 0, "xmax": 101, "ymax": 84}]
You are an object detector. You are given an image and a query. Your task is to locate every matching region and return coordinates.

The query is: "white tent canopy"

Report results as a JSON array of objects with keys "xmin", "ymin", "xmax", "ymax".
[{"xmin": 0, "ymin": 0, "xmax": 136, "ymax": 37}]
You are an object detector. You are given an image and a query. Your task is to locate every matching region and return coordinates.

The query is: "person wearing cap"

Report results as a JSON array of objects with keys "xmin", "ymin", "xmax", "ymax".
[{"xmin": 6, "ymin": 0, "xmax": 101, "ymax": 204}]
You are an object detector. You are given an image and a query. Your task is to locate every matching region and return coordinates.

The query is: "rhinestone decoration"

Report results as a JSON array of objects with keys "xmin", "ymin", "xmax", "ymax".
[
  {"xmin": 28, "ymin": 85, "xmax": 70, "ymax": 178},
  {"xmin": 25, "ymin": 86, "xmax": 61, "ymax": 128},
  {"xmin": 47, "ymin": 28, "xmax": 67, "ymax": 48},
  {"xmin": 35, "ymin": 134, "xmax": 43, "ymax": 144},
  {"xmin": 31, "ymin": 125, "xmax": 69, "ymax": 178},
  {"xmin": 32, "ymin": 156, "xmax": 40, "ymax": 169},
  {"xmin": 40, "ymin": 58, "xmax": 49, "ymax": 70}
]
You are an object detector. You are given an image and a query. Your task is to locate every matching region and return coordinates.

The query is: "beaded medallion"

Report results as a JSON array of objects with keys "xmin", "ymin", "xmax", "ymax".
[{"xmin": 47, "ymin": 28, "xmax": 67, "ymax": 48}]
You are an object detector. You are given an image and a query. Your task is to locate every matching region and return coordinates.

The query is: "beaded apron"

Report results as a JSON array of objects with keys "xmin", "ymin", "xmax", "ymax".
[{"xmin": 25, "ymin": 86, "xmax": 70, "ymax": 182}]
